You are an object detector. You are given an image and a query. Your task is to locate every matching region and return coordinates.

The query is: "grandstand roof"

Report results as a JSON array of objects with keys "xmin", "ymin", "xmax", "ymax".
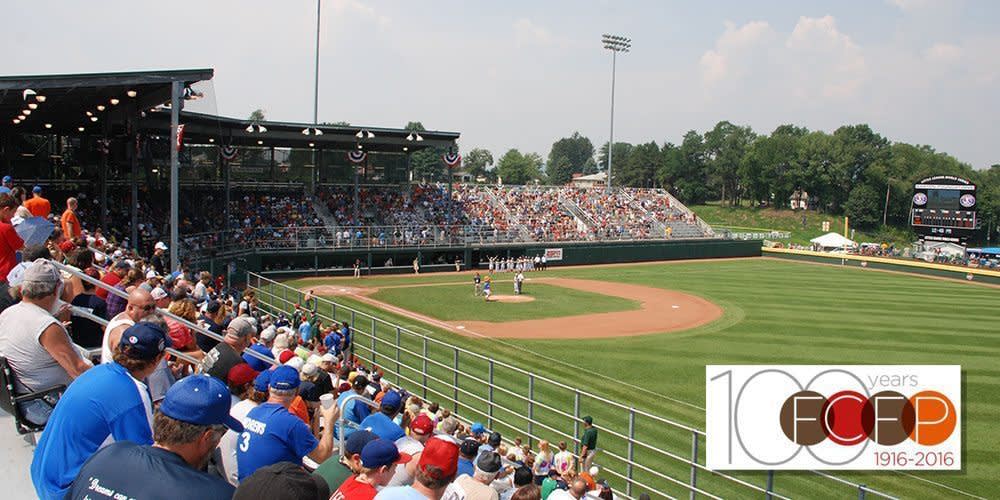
[
  {"xmin": 140, "ymin": 110, "xmax": 460, "ymax": 153},
  {"xmin": 0, "ymin": 68, "xmax": 214, "ymax": 135}
]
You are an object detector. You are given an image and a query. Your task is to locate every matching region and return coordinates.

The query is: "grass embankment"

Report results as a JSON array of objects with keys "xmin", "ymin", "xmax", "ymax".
[{"xmin": 692, "ymin": 203, "xmax": 915, "ymax": 247}]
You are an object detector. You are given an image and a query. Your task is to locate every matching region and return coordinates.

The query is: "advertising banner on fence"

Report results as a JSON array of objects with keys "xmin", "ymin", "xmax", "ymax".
[
  {"xmin": 543, "ymin": 248, "xmax": 563, "ymax": 261},
  {"xmin": 706, "ymin": 365, "xmax": 961, "ymax": 470}
]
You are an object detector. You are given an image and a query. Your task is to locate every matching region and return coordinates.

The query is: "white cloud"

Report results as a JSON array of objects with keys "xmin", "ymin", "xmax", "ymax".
[
  {"xmin": 513, "ymin": 18, "xmax": 569, "ymax": 48},
  {"xmin": 331, "ymin": 0, "xmax": 391, "ymax": 30},
  {"xmin": 924, "ymin": 43, "xmax": 963, "ymax": 64},
  {"xmin": 885, "ymin": 0, "xmax": 946, "ymax": 12},
  {"xmin": 785, "ymin": 16, "xmax": 866, "ymax": 98},
  {"xmin": 699, "ymin": 21, "xmax": 773, "ymax": 84}
]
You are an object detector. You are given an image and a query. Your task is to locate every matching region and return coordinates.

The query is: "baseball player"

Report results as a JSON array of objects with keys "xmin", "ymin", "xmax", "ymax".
[
  {"xmin": 482, "ymin": 276, "xmax": 492, "ymax": 301},
  {"xmin": 473, "ymin": 272, "xmax": 482, "ymax": 296},
  {"xmin": 514, "ymin": 271, "xmax": 525, "ymax": 295}
]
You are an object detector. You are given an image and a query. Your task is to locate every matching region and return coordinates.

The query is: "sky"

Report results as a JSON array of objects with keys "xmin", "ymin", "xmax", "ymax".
[{"xmin": 2, "ymin": 0, "xmax": 998, "ymax": 169}]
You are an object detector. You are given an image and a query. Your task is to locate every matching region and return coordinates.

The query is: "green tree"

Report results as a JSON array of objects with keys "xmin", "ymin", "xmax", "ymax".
[
  {"xmin": 704, "ymin": 121, "xmax": 756, "ymax": 205},
  {"xmin": 496, "ymin": 149, "xmax": 543, "ymax": 185},
  {"xmin": 671, "ymin": 131, "xmax": 712, "ymax": 204},
  {"xmin": 248, "ymin": 109, "xmax": 266, "ymax": 122},
  {"xmin": 464, "ymin": 148, "xmax": 494, "ymax": 182},
  {"xmin": 844, "ymin": 183, "xmax": 883, "ymax": 229},
  {"xmin": 597, "ymin": 142, "xmax": 633, "ymax": 187},
  {"xmin": 547, "ymin": 132, "xmax": 595, "ymax": 185},
  {"xmin": 620, "ymin": 141, "xmax": 660, "ymax": 187}
]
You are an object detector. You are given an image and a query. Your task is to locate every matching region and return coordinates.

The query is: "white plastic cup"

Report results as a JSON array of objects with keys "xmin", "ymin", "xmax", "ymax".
[{"xmin": 320, "ymin": 393, "xmax": 335, "ymax": 410}]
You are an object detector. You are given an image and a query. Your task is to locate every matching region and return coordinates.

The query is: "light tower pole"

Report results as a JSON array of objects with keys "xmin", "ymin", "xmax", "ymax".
[{"xmin": 602, "ymin": 33, "xmax": 630, "ymax": 193}]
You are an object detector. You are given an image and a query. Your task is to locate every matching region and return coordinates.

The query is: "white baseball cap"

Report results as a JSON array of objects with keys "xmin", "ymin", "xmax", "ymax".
[
  {"xmin": 151, "ymin": 287, "xmax": 168, "ymax": 301},
  {"xmin": 321, "ymin": 352, "xmax": 337, "ymax": 363},
  {"xmin": 154, "ymin": 241, "xmax": 168, "ymax": 251},
  {"xmin": 302, "ymin": 363, "xmax": 319, "ymax": 377},
  {"xmin": 285, "ymin": 356, "xmax": 305, "ymax": 372},
  {"xmin": 145, "ymin": 269, "xmax": 158, "ymax": 279}
]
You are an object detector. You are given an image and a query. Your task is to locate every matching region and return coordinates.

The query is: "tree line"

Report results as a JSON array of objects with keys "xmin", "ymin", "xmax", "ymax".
[{"xmin": 448, "ymin": 121, "xmax": 998, "ymax": 237}]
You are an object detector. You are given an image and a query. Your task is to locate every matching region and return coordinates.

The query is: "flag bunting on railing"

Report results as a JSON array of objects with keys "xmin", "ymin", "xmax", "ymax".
[
  {"xmin": 443, "ymin": 151, "xmax": 462, "ymax": 169},
  {"xmin": 220, "ymin": 145, "xmax": 238, "ymax": 161},
  {"xmin": 348, "ymin": 150, "xmax": 367, "ymax": 164}
]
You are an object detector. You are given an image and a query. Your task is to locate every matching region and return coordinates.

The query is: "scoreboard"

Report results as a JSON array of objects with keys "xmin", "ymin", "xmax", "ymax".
[{"xmin": 910, "ymin": 175, "xmax": 977, "ymax": 243}]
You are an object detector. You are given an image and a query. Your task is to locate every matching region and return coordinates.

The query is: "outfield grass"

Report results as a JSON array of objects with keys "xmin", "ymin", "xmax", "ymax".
[
  {"xmin": 274, "ymin": 259, "xmax": 998, "ymax": 498},
  {"xmin": 368, "ymin": 282, "xmax": 640, "ymax": 322}
]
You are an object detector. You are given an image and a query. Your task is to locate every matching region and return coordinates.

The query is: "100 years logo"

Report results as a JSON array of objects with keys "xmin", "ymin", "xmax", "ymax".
[{"xmin": 706, "ymin": 366, "xmax": 961, "ymax": 470}]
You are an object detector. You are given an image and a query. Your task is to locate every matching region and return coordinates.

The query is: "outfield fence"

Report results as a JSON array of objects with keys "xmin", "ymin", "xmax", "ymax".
[{"xmin": 247, "ymin": 272, "xmax": 899, "ymax": 499}]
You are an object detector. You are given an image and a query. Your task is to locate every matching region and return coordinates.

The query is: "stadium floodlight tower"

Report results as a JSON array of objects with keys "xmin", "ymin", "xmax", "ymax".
[{"xmin": 601, "ymin": 33, "xmax": 630, "ymax": 193}]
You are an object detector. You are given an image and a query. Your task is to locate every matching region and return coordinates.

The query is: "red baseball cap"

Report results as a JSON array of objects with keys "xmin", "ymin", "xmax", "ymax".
[
  {"xmin": 278, "ymin": 350, "xmax": 295, "ymax": 364},
  {"xmin": 59, "ymin": 239, "xmax": 76, "ymax": 253},
  {"xmin": 228, "ymin": 363, "xmax": 259, "ymax": 386},
  {"xmin": 410, "ymin": 414, "xmax": 435, "ymax": 436},
  {"xmin": 418, "ymin": 436, "xmax": 459, "ymax": 480}
]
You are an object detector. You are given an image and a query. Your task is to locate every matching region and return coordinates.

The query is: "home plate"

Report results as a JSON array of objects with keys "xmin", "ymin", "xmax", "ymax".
[{"xmin": 672, "ymin": 305, "xmax": 680, "ymax": 309}]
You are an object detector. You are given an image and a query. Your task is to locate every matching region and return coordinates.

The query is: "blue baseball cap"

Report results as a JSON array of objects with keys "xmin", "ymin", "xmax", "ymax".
[
  {"xmin": 243, "ymin": 343, "xmax": 274, "ymax": 372},
  {"xmin": 1, "ymin": 176, "xmax": 11, "ymax": 184},
  {"xmin": 160, "ymin": 375, "xmax": 244, "ymax": 432},
  {"xmin": 269, "ymin": 365, "xmax": 301, "ymax": 391},
  {"xmin": 345, "ymin": 430, "xmax": 378, "ymax": 455},
  {"xmin": 471, "ymin": 422, "xmax": 486, "ymax": 435},
  {"xmin": 381, "ymin": 390, "xmax": 403, "ymax": 410},
  {"xmin": 360, "ymin": 439, "xmax": 412, "ymax": 469},
  {"xmin": 119, "ymin": 322, "xmax": 172, "ymax": 360},
  {"xmin": 253, "ymin": 369, "xmax": 271, "ymax": 392},
  {"xmin": 32, "ymin": 185, "xmax": 42, "ymax": 193}
]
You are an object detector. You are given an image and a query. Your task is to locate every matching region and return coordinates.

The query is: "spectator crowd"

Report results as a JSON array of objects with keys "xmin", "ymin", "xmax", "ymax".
[{"xmin": 0, "ymin": 179, "xmax": 624, "ymax": 499}]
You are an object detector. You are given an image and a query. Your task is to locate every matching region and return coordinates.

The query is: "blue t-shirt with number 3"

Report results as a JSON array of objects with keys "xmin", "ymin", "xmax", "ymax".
[{"xmin": 236, "ymin": 402, "xmax": 318, "ymax": 481}]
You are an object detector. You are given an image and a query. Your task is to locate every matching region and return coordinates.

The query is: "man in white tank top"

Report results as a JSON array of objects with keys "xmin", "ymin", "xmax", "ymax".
[{"xmin": 100, "ymin": 288, "xmax": 155, "ymax": 364}]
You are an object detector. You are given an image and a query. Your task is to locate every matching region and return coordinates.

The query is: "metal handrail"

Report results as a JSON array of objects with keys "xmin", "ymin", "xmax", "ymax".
[
  {"xmin": 68, "ymin": 305, "xmax": 203, "ymax": 366},
  {"xmin": 335, "ymin": 393, "xmax": 379, "ymax": 457},
  {"xmin": 50, "ymin": 260, "xmax": 276, "ymax": 367}
]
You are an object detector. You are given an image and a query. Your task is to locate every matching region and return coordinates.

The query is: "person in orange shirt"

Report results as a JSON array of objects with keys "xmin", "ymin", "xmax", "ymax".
[
  {"xmin": 23, "ymin": 185, "xmax": 51, "ymax": 218},
  {"xmin": 61, "ymin": 197, "xmax": 82, "ymax": 239}
]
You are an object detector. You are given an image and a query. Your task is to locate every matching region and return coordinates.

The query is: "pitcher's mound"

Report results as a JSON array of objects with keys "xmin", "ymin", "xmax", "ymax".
[{"xmin": 489, "ymin": 294, "xmax": 535, "ymax": 303}]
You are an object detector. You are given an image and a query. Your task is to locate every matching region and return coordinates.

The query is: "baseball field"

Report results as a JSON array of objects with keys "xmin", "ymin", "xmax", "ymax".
[{"xmin": 267, "ymin": 257, "xmax": 998, "ymax": 498}]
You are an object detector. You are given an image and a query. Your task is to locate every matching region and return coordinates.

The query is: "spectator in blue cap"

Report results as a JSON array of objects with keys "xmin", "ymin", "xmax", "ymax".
[
  {"xmin": 0, "ymin": 175, "xmax": 12, "ymax": 194},
  {"xmin": 313, "ymin": 429, "xmax": 378, "ymax": 491},
  {"xmin": 243, "ymin": 342, "xmax": 274, "ymax": 372},
  {"xmin": 65, "ymin": 375, "xmax": 241, "ymax": 500},
  {"xmin": 333, "ymin": 438, "xmax": 411, "ymax": 498},
  {"xmin": 217, "ymin": 368, "xmax": 273, "ymax": 485},
  {"xmin": 24, "ymin": 185, "xmax": 50, "ymax": 218},
  {"xmin": 31, "ymin": 321, "xmax": 172, "ymax": 499},
  {"xmin": 236, "ymin": 365, "xmax": 340, "ymax": 480},
  {"xmin": 359, "ymin": 389, "xmax": 406, "ymax": 441}
]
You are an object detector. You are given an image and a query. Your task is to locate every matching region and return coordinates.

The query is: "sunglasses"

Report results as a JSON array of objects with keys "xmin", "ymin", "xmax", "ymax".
[{"xmin": 133, "ymin": 303, "xmax": 156, "ymax": 312}]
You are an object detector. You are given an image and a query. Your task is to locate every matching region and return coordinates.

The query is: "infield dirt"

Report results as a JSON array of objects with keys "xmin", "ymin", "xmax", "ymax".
[{"xmin": 308, "ymin": 277, "xmax": 722, "ymax": 339}]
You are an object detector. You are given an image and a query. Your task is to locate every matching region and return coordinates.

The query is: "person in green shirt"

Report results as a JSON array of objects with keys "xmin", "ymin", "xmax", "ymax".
[
  {"xmin": 579, "ymin": 415, "xmax": 599, "ymax": 471},
  {"xmin": 540, "ymin": 469, "xmax": 563, "ymax": 499},
  {"xmin": 312, "ymin": 429, "xmax": 377, "ymax": 490}
]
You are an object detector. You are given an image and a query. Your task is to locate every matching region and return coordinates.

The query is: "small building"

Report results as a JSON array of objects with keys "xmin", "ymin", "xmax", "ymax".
[
  {"xmin": 570, "ymin": 172, "xmax": 607, "ymax": 189},
  {"xmin": 789, "ymin": 190, "xmax": 815, "ymax": 210}
]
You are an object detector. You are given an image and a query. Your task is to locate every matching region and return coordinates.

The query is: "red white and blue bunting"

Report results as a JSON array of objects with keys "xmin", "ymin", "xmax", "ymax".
[
  {"xmin": 442, "ymin": 151, "xmax": 462, "ymax": 169},
  {"xmin": 220, "ymin": 145, "xmax": 238, "ymax": 161},
  {"xmin": 348, "ymin": 150, "xmax": 367, "ymax": 164}
]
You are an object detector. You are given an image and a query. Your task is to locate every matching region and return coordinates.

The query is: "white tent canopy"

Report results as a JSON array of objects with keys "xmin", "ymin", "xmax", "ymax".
[{"xmin": 810, "ymin": 232, "xmax": 856, "ymax": 249}]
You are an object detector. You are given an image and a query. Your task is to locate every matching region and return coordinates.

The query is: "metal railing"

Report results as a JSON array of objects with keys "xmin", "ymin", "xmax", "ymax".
[
  {"xmin": 50, "ymin": 260, "xmax": 276, "ymax": 368},
  {"xmin": 179, "ymin": 222, "xmax": 724, "ymax": 261},
  {"xmin": 246, "ymin": 271, "xmax": 898, "ymax": 500}
]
